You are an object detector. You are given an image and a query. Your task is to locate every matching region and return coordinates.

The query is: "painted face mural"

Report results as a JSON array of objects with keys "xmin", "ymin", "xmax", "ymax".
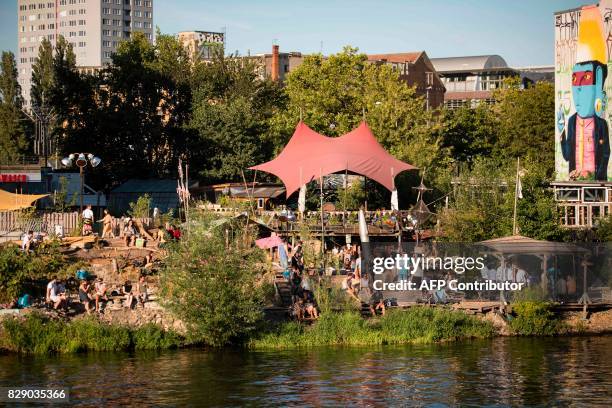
[{"xmin": 557, "ymin": 5, "xmax": 610, "ymax": 181}]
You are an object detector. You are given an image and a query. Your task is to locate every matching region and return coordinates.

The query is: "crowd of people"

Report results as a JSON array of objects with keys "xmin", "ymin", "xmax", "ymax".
[{"xmin": 47, "ymin": 274, "xmax": 149, "ymax": 315}]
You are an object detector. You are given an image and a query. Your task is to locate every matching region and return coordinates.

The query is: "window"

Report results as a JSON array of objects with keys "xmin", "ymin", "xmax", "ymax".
[
  {"xmin": 103, "ymin": 29, "xmax": 111, "ymax": 36},
  {"xmin": 79, "ymin": 8, "xmax": 86, "ymax": 14},
  {"xmin": 134, "ymin": 21, "xmax": 142, "ymax": 28},
  {"xmin": 20, "ymin": 37, "xmax": 27, "ymax": 43},
  {"xmin": 103, "ymin": 40, "xmax": 111, "ymax": 47},
  {"xmin": 145, "ymin": 33, "xmax": 152, "ymax": 40},
  {"xmin": 48, "ymin": 34, "xmax": 54, "ymax": 40},
  {"xmin": 69, "ymin": 9, "xmax": 76, "ymax": 15},
  {"xmin": 20, "ymin": 5, "xmax": 27, "ymax": 11},
  {"xmin": 48, "ymin": 23, "xmax": 54, "ymax": 29},
  {"xmin": 103, "ymin": 51, "xmax": 112, "ymax": 58},
  {"xmin": 102, "ymin": 18, "xmax": 111, "ymax": 25},
  {"xmin": 79, "ymin": 19, "xmax": 86, "ymax": 25},
  {"xmin": 69, "ymin": 20, "xmax": 76, "ymax": 26},
  {"xmin": 426, "ymin": 72, "xmax": 434, "ymax": 86},
  {"xmin": 60, "ymin": 0, "xmax": 66, "ymax": 5},
  {"xmin": 144, "ymin": 0, "xmax": 151, "ymax": 7},
  {"xmin": 38, "ymin": 3, "xmax": 45, "ymax": 9},
  {"xmin": 20, "ymin": 26, "xmax": 25, "ymax": 32},
  {"xmin": 113, "ymin": 30, "xmax": 121, "ymax": 37},
  {"xmin": 78, "ymin": 41, "xmax": 86, "ymax": 47},
  {"xmin": 69, "ymin": 0, "xmax": 76, "ymax": 4},
  {"xmin": 134, "ymin": 10, "xmax": 141, "ymax": 17},
  {"xmin": 79, "ymin": 30, "xmax": 86, "ymax": 36},
  {"xmin": 38, "ymin": 24, "xmax": 45, "ymax": 30},
  {"xmin": 143, "ymin": 22, "xmax": 151, "ymax": 28},
  {"xmin": 135, "ymin": 0, "xmax": 142, "ymax": 5},
  {"xmin": 124, "ymin": 20, "xmax": 131, "ymax": 27},
  {"xmin": 113, "ymin": 19, "xmax": 122, "ymax": 26},
  {"xmin": 20, "ymin": 16, "xmax": 26, "ymax": 21},
  {"xmin": 69, "ymin": 31, "xmax": 76, "ymax": 37},
  {"xmin": 103, "ymin": 8, "xmax": 111, "ymax": 14},
  {"xmin": 47, "ymin": 13, "xmax": 54, "ymax": 18},
  {"xmin": 47, "ymin": 2, "xmax": 54, "ymax": 8},
  {"xmin": 103, "ymin": 0, "xmax": 111, "ymax": 2},
  {"xmin": 144, "ymin": 11, "xmax": 152, "ymax": 18},
  {"xmin": 112, "ymin": 8, "xmax": 122, "ymax": 15},
  {"xmin": 115, "ymin": 0, "xmax": 121, "ymax": 4}
]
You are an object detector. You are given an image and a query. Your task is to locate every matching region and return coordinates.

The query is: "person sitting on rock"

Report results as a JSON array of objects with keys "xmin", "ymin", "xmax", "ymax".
[
  {"xmin": 94, "ymin": 278, "xmax": 108, "ymax": 313},
  {"xmin": 79, "ymin": 280, "xmax": 93, "ymax": 315},
  {"xmin": 136, "ymin": 275, "xmax": 148, "ymax": 307},
  {"xmin": 123, "ymin": 280, "xmax": 134, "ymax": 309}
]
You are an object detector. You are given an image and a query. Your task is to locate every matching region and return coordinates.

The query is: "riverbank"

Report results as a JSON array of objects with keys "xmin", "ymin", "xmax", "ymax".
[
  {"xmin": 3, "ymin": 303, "xmax": 612, "ymax": 354},
  {"xmin": 0, "ymin": 312, "xmax": 183, "ymax": 354}
]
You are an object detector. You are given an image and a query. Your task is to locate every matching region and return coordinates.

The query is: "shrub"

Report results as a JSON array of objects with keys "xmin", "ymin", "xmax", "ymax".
[
  {"xmin": 509, "ymin": 301, "xmax": 563, "ymax": 336},
  {"xmin": 0, "ymin": 313, "xmax": 182, "ymax": 354},
  {"xmin": 248, "ymin": 307, "xmax": 495, "ymax": 349},
  {"xmin": 159, "ymin": 211, "xmax": 267, "ymax": 347},
  {"xmin": 128, "ymin": 194, "xmax": 152, "ymax": 218}
]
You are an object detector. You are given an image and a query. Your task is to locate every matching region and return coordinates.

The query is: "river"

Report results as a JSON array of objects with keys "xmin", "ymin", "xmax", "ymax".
[{"xmin": 1, "ymin": 336, "xmax": 611, "ymax": 406}]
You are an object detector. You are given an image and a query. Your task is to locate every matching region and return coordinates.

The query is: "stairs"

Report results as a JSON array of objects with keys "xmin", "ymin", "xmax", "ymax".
[{"xmin": 274, "ymin": 273, "xmax": 293, "ymax": 307}]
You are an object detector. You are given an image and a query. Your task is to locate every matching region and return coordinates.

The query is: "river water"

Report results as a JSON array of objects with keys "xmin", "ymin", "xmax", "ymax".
[{"xmin": 1, "ymin": 336, "xmax": 611, "ymax": 406}]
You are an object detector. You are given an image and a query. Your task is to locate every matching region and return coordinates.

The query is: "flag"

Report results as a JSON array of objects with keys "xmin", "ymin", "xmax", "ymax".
[
  {"xmin": 391, "ymin": 189, "xmax": 399, "ymax": 211},
  {"xmin": 517, "ymin": 176, "xmax": 523, "ymax": 199}
]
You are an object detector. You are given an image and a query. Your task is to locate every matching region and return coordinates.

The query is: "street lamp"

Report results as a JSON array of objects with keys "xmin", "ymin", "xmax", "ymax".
[{"xmin": 61, "ymin": 152, "xmax": 101, "ymax": 214}]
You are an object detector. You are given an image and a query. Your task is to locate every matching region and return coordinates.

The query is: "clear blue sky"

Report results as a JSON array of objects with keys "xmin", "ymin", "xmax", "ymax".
[{"xmin": 0, "ymin": 0, "xmax": 591, "ymax": 66}]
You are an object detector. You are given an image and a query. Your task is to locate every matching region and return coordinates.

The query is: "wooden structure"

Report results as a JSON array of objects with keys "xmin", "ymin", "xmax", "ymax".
[{"xmin": 552, "ymin": 181, "xmax": 612, "ymax": 228}]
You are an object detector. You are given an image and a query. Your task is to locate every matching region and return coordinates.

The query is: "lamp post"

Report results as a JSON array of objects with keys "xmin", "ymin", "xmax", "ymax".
[{"xmin": 61, "ymin": 153, "xmax": 102, "ymax": 214}]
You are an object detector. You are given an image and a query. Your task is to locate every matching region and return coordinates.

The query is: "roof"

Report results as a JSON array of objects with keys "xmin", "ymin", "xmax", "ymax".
[
  {"xmin": 111, "ymin": 179, "xmax": 179, "ymax": 194},
  {"xmin": 431, "ymin": 55, "xmax": 509, "ymax": 73},
  {"xmin": 479, "ymin": 235, "xmax": 588, "ymax": 255},
  {"xmin": 367, "ymin": 52, "xmax": 423, "ymax": 64},
  {"xmin": 250, "ymin": 121, "xmax": 417, "ymax": 197},
  {"xmin": 230, "ymin": 186, "xmax": 285, "ymax": 199}
]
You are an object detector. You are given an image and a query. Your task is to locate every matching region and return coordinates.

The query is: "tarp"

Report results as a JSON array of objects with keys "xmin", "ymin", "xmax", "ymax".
[
  {"xmin": 250, "ymin": 121, "xmax": 417, "ymax": 197},
  {"xmin": 0, "ymin": 189, "xmax": 48, "ymax": 211},
  {"xmin": 255, "ymin": 235, "xmax": 283, "ymax": 249}
]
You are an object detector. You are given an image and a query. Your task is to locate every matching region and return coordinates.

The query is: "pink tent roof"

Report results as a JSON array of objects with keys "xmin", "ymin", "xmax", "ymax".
[{"xmin": 250, "ymin": 121, "xmax": 417, "ymax": 197}]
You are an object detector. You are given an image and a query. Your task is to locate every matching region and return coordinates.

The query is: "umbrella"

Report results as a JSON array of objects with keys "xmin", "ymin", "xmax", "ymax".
[{"xmin": 255, "ymin": 235, "xmax": 284, "ymax": 249}]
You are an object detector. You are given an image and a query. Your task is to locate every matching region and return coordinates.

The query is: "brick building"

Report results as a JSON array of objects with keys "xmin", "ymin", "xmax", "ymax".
[{"xmin": 367, "ymin": 52, "xmax": 445, "ymax": 109}]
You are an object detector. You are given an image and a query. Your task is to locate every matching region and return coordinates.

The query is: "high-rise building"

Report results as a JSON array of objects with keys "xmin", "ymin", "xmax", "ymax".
[{"xmin": 17, "ymin": 0, "xmax": 154, "ymax": 108}]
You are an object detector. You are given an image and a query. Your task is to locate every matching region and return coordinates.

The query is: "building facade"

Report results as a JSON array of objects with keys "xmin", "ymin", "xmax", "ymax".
[
  {"xmin": 17, "ymin": 0, "xmax": 154, "ymax": 108},
  {"xmin": 245, "ymin": 45, "xmax": 304, "ymax": 82},
  {"xmin": 430, "ymin": 55, "xmax": 517, "ymax": 109},
  {"xmin": 177, "ymin": 30, "xmax": 225, "ymax": 61},
  {"xmin": 366, "ymin": 52, "xmax": 445, "ymax": 109}
]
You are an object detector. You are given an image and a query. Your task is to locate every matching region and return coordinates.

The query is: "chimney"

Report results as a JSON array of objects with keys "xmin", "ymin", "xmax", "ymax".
[{"xmin": 271, "ymin": 44, "xmax": 279, "ymax": 81}]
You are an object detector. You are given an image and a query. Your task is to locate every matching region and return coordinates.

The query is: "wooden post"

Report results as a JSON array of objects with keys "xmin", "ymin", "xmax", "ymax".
[
  {"xmin": 320, "ymin": 170, "xmax": 325, "ymax": 272},
  {"xmin": 512, "ymin": 157, "xmax": 520, "ymax": 235}
]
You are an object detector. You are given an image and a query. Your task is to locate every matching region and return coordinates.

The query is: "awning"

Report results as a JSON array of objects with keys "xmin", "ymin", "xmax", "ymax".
[
  {"xmin": 250, "ymin": 121, "xmax": 417, "ymax": 197},
  {"xmin": 0, "ymin": 189, "xmax": 49, "ymax": 211},
  {"xmin": 479, "ymin": 235, "xmax": 589, "ymax": 255}
]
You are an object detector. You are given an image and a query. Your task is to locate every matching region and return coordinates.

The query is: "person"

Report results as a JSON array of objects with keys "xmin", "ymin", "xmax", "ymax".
[
  {"xmin": 82, "ymin": 205, "xmax": 94, "ymax": 236},
  {"xmin": 342, "ymin": 273, "xmax": 360, "ymax": 302},
  {"xmin": 292, "ymin": 297, "xmax": 304, "ymax": 321},
  {"xmin": 78, "ymin": 280, "xmax": 93, "ymax": 314},
  {"xmin": 21, "ymin": 230, "xmax": 34, "ymax": 252},
  {"xmin": 123, "ymin": 219, "xmax": 138, "ymax": 247},
  {"xmin": 99, "ymin": 209, "xmax": 115, "ymax": 239},
  {"xmin": 369, "ymin": 291, "xmax": 386, "ymax": 316},
  {"xmin": 123, "ymin": 280, "xmax": 134, "ymax": 309},
  {"xmin": 303, "ymin": 292, "xmax": 319, "ymax": 319},
  {"xmin": 278, "ymin": 239, "xmax": 289, "ymax": 271},
  {"xmin": 46, "ymin": 276, "xmax": 66, "ymax": 309},
  {"xmin": 290, "ymin": 267, "xmax": 302, "ymax": 304},
  {"xmin": 169, "ymin": 224, "xmax": 181, "ymax": 241},
  {"xmin": 291, "ymin": 240, "xmax": 304, "ymax": 272},
  {"xmin": 136, "ymin": 275, "xmax": 148, "ymax": 307},
  {"xmin": 94, "ymin": 278, "xmax": 107, "ymax": 313}
]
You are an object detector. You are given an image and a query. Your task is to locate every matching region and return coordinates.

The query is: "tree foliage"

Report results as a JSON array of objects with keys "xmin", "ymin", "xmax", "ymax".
[
  {"xmin": 0, "ymin": 51, "xmax": 28, "ymax": 162},
  {"xmin": 160, "ymin": 213, "xmax": 267, "ymax": 346}
]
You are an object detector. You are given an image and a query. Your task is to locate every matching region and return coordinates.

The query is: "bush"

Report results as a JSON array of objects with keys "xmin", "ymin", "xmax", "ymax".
[
  {"xmin": 0, "ymin": 313, "xmax": 182, "ymax": 354},
  {"xmin": 248, "ymin": 307, "xmax": 495, "ymax": 349},
  {"xmin": 0, "ymin": 243, "xmax": 67, "ymax": 303},
  {"xmin": 128, "ymin": 194, "xmax": 152, "ymax": 218},
  {"xmin": 509, "ymin": 301, "xmax": 563, "ymax": 336},
  {"xmin": 159, "ymin": 211, "xmax": 267, "ymax": 347}
]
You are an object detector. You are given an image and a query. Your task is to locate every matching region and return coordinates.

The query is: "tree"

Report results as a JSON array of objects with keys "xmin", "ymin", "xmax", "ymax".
[
  {"xmin": 189, "ymin": 51, "xmax": 283, "ymax": 182},
  {"xmin": 160, "ymin": 212, "xmax": 266, "ymax": 346},
  {"xmin": 30, "ymin": 39, "xmax": 54, "ymax": 108},
  {"xmin": 491, "ymin": 78, "xmax": 555, "ymax": 174},
  {"xmin": 0, "ymin": 51, "xmax": 28, "ymax": 162}
]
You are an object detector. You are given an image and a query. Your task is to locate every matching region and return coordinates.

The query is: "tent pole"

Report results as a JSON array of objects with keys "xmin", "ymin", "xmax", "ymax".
[
  {"xmin": 343, "ymin": 166, "xmax": 348, "ymax": 228},
  {"xmin": 320, "ymin": 169, "xmax": 325, "ymax": 273}
]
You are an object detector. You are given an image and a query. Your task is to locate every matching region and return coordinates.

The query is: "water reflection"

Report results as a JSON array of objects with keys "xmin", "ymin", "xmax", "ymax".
[{"xmin": 1, "ymin": 336, "xmax": 611, "ymax": 406}]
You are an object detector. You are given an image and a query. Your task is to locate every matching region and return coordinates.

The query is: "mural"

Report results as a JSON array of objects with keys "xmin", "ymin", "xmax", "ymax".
[{"xmin": 555, "ymin": 3, "xmax": 612, "ymax": 181}]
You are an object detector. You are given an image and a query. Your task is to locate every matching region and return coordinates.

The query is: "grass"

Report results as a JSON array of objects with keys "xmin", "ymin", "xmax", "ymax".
[
  {"xmin": 0, "ymin": 313, "xmax": 184, "ymax": 354},
  {"xmin": 509, "ymin": 301, "xmax": 565, "ymax": 336},
  {"xmin": 248, "ymin": 307, "xmax": 496, "ymax": 349}
]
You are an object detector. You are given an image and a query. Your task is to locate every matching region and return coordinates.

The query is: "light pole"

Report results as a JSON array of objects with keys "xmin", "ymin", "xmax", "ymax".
[
  {"xmin": 61, "ymin": 153, "xmax": 102, "ymax": 214},
  {"xmin": 426, "ymin": 85, "xmax": 433, "ymax": 111}
]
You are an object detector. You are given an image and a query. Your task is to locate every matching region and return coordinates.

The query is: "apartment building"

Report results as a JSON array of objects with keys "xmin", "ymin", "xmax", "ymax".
[
  {"xmin": 17, "ymin": 0, "xmax": 154, "ymax": 108},
  {"xmin": 177, "ymin": 30, "xmax": 225, "ymax": 61}
]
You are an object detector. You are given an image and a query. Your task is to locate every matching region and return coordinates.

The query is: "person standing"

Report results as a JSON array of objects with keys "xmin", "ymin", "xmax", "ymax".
[
  {"xmin": 82, "ymin": 205, "xmax": 95, "ymax": 236},
  {"xmin": 100, "ymin": 209, "xmax": 115, "ymax": 239}
]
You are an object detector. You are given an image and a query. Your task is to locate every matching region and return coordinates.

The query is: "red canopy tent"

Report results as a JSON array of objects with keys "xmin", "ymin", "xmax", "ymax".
[{"xmin": 250, "ymin": 121, "xmax": 417, "ymax": 197}]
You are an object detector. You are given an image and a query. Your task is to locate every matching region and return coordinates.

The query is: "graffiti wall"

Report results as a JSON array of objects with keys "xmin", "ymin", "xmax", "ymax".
[{"xmin": 555, "ymin": 2, "xmax": 612, "ymax": 181}]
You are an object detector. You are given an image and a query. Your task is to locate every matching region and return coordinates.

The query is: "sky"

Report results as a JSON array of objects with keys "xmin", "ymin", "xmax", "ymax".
[{"xmin": 0, "ymin": 0, "xmax": 593, "ymax": 66}]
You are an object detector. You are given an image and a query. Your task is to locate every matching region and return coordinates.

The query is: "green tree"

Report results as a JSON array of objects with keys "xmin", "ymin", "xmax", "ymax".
[
  {"xmin": 160, "ymin": 212, "xmax": 266, "ymax": 346},
  {"xmin": 189, "ymin": 51, "xmax": 283, "ymax": 182},
  {"xmin": 30, "ymin": 39, "xmax": 54, "ymax": 108},
  {"xmin": 491, "ymin": 79, "xmax": 555, "ymax": 174},
  {"xmin": 0, "ymin": 51, "xmax": 28, "ymax": 162}
]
